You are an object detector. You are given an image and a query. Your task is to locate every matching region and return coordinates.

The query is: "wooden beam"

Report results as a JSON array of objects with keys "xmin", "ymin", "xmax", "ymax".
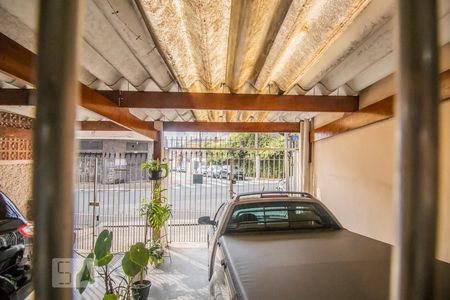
[
  {"xmin": 0, "ymin": 34, "xmax": 34, "ymax": 84},
  {"xmin": 0, "ymin": 127, "xmax": 33, "ymax": 139},
  {"xmin": 310, "ymin": 96, "xmax": 394, "ymax": 142},
  {"xmin": 101, "ymin": 90, "xmax": 359, "ymax": 112},
  {"xmin": 78, "ymin": 121, "xmax": 301, "ymax": 133},
  {"xmin": 79, "ymin": 121, "xmax": 129, "ymax": 131},
  {"xmin": 0, "ymin": 88, "xmax": 35, "ymax": 105},
  {"xmin": 163, "ymin": 121, "xmax": 301, "ymax": 132},
  {"xmin": 311, "ymin": 69, "xmax": 450, "ymax": 142},
  {"xmin": 0, "ymin": 33, "xmax": 158, "ymax": 140},
  {"xmin": 80, "ymin": 86, "xmax": 157, "ymax": 139}
]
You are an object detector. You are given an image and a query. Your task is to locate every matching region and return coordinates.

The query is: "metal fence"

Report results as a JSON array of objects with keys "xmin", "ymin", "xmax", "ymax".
[
  {"xmin": 74, "ymin": 152, "xmax": 153, "ymax": 253},
  {"xmin": 165, "ymin": 135, "xmax": 299, "ymax": 243},
  {"xmin": 73, "ymin": 135, "xmax": 300, "ymax": 250}
]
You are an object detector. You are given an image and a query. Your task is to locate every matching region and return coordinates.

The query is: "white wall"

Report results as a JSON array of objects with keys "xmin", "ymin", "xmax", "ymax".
[{"xmin": 313, "ymin": 102, "xmax": 450, "ymax": 262}]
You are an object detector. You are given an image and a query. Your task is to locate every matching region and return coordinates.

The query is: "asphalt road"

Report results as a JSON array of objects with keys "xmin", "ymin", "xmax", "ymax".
[
  {"xmin": 73, "ymin": 173, "xmax": 281, "ymax": 247},
  {"xmin": 74, "ymin": 174, "xmax": 280, "ymax": 226}
]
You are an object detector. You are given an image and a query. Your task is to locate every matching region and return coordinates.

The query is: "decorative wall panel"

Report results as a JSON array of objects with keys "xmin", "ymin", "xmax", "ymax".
[{"xmin": 0, "ymin": 112, "xmax": 33, "ymax": 160}]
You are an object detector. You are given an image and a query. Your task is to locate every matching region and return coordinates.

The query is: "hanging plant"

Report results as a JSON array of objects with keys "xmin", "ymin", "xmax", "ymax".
[{"xmin": 141, "ymin": 159, "xmax": 169, "ymax": 180}]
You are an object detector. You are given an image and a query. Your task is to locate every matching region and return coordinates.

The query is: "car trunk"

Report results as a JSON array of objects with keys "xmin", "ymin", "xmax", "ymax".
[{"xmin": 220, "ymin": 230, "xmax": 391, "ymax": 300}]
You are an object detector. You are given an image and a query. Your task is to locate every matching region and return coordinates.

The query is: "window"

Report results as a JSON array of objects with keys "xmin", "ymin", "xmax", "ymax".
[
  {"xmin": 0, "ymin": 192, "xmax": 22, "ymax": 220},
  {"xmin": 226, "ymin": 201, "xmax": 338, "ymax": 233},
  {"xmin": 79, "ymin": 140, "xmax": 103, "ymax": 151},
  {"xmin": 213, "ymin": 203, "xmax": 226, "ymax": 226},
  {"xmin": 126, "ymin": 142, "xmax": 148, "ymax": 152}
]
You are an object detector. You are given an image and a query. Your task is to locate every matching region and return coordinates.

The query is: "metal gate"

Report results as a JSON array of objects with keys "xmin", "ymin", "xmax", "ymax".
[
  {"xmin": 74, "ymin": 152, "xmax": 153, "ymax": 253},
  {"xmin": 165, "ymin": 135, "xmax": 299, "ymax": 243},
  {"xmin": 73, "ymin": 135, "xmax": 299, "ymax": 250}
]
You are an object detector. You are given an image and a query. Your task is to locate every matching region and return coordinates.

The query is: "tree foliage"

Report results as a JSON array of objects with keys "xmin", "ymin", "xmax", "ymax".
[{"xmin": 203, "ymin": 133, "xmax": 289, "ymax": 179}]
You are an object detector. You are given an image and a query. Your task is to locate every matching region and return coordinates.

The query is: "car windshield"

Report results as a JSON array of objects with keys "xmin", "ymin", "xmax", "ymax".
[
  {"xmin": 0, "ymin": 192, "xmax": 24, "ymax": 222},
  {"xmin": 226, "ymin": 201, "xmax": 339, "ymax": 233}
]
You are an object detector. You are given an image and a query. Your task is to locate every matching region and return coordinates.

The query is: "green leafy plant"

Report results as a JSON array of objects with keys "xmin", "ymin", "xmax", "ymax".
[
  {"xmin": 140, "ymin": 188, "xmax": 171, "ymax": 233},
  {"xmin": 122, "ymin": 242, "xmax": 149, "ymax": 278},
  {"xmin": 119, "ymin": 242, "xmax": 152, "ymax": 299},
  {"xmin": 77, "ymin": 229, "xmax": 118, "ymax": 300},
  {"xmin": 141, "ymin": 159, "xmax": 169, "ymax": 179},
  {"xmin": 137, "ymin": 186, "xmax": 171, "ymax": 281},
  {"xmin": 148, "ymin": 241, "xmax": 165, "ymax": 268}
]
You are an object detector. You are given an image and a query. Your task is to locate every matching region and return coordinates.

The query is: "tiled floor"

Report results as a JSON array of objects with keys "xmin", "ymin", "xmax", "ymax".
[{"xmin": 76, "ymin": 244, "xmax": 209, "ymax": 300}]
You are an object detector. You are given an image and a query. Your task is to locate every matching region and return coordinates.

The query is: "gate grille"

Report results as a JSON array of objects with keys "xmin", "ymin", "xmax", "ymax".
[
  {"xmin": 74, "ymin": 153, "xmax": 152, "ymax": 253},
  {"xmin": 73, "ymin": 135, "xmax": 299, "ymax": 250},
  {"xmin": 165, "ymin": 135, "xmax": 299, "ymax": 243}
]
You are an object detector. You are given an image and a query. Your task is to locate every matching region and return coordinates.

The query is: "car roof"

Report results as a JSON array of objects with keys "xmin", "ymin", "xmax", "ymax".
[{"xmin": 234, "ymin": 191, "xmax": 316, "ymax": 202}]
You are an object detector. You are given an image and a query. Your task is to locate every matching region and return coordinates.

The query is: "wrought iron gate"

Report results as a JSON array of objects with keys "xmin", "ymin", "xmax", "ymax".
[
  {"xmin": 165, "ymin": 135, "xmax": 299, "ymax": 243},
  {"xmin": 74, "ymin": 152, "xmax": 153, "ymax": 253},
  {"xmin": 73, "ymin": 135, "xmax": 299, "ymax": 250}
]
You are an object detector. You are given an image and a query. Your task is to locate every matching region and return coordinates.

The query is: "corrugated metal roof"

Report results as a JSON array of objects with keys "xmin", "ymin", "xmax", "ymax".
[{"xmin": 0, "ymin": 0, "xmax": 449, "ymax": 124}]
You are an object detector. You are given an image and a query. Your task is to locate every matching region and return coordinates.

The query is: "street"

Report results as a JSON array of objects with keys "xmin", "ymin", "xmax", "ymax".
[{"xmin": 73, "ymin": 173, "xmax": 281, "ymax": 249}]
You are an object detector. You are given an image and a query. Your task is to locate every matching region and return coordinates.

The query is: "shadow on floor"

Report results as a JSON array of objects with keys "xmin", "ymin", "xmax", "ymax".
[{"xmin": 76, "ymin": 245, "xmax": 209, "ymax": 300}]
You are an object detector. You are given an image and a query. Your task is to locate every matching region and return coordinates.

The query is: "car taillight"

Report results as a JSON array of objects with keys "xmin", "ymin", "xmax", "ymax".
[{"xmin": 18, "ymin": 224, "xmax": 34, "ymax": 238}]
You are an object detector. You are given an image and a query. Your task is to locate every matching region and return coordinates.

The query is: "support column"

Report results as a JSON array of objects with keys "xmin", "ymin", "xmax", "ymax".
[
  {"xmin": 300, "ymin": 120, "xmax": 311, "ymax": 193},
  {"xmin": 255, "ymin": 133, "xmax": 260, "ymax": 180},
  {"xmin": 152, "ymin": 121, "xmax": 163, "ymax": 242},
  {"xmin": 295, "ymin": 122, "xmax": 302, "ymax": 192},
  {"xmin": 284, "ymin": 133, "xmax": 290, "ymax": 191},
  {"xmin": 33, "ymin": 1, "xmax": 82, "ymax": 299},
  {"xmin": 392, "ymin": 0, "xmax": 439, "ymax": 299}
]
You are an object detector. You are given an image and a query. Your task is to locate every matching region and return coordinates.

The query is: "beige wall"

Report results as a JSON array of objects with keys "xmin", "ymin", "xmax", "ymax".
[
  {"xmin": 313, "ymin": 101, "xmax": 450, "ymax": 263},
  {"xmin": 0, "ymin": 160, "xmax": 33, "ymax": 218}
]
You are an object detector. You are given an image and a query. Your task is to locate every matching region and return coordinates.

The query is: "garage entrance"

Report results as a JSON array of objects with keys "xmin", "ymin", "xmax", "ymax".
[
  {"xmin": 73, "ymin": 134, "xmax": 299, "ymax": 251},
  {"xmin": 165, "ymin": 134, "xmax": 299, "ymax": 243},
  {"xmin": 74, "ymin": 152, "xmax": 151, "ymax": 253}
]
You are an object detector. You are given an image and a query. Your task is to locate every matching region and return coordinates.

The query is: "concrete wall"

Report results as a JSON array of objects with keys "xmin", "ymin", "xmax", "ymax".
[
  {"xmin": 313, "ymin": 101, "xmax": 450, "ymax": 263},
  {"xmin": 0, "ymin": 160, "xmax": 33, "ymax": 217}
]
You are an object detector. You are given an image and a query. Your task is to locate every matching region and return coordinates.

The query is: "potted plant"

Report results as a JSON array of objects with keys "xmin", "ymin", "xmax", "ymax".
[
  {"xmin": 77, "ymin": 229, "xmax": 119, "ymax": 300},
  {"xmin": 141, "ymin": 159, "xmax": 168, "ymax": 181},
  {"xmin": 120, "ymin": 163, "xmax": 171, "ymax": 298},
  {"xmin": 121, "ymin": 242, "xmax": 151, "ymax": 300}
]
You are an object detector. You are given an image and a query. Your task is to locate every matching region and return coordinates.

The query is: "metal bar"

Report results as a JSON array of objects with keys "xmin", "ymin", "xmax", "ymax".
[
  {"xmin": 33, "ymin": 0, "xmax": 82, "ymax": 298},
  {"xmin": 391, "ymin": 0, "xmax": 440, "ymax": 299},
  {"xmin": 91, "ymin": 158, "xmax": 98, "ymax": 250}
]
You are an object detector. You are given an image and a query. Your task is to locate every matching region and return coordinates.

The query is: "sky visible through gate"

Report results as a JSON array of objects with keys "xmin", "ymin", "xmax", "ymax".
[{"xmin": 73, "ymin": 133, "xmax": 299, "ymax": 251}]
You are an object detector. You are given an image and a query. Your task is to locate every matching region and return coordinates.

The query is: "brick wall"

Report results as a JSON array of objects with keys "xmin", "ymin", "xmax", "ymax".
[
  {"xmin": 0, "ymin": 160, "xmax": 33, "ymax": 217},
  {"xmin": 0, "ymin": 112, "xmax": 33, "ymax": 217}
]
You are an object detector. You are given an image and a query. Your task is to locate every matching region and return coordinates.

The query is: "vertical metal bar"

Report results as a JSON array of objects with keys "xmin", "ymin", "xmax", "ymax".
[
  {"xmin": 33, "ymin": 1, "xmax": 82, "ymax": 298},
  {"xmin": 91, "ymin": 158, "xmax": 98, "ymax": 250},
  {"xmin": 284, "ymin": 133, "xmax": 289, "ymax": 190},
  {"xmin": 391, "ymin": 0, "xmax": 440, "ymax": 299}
]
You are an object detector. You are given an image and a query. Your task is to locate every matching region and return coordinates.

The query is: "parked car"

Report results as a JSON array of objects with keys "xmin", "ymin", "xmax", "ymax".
[
  {"xmin": 219, "ymin": 165, "xmax": 245, "ymax": 180},
  {"xmin": 0, "ymin": 192, "xmax": 33, "ymax": 299},
  {"xmin": 206, "ymin": 165, "xmax": 222, "ymax": 178},
  {"xmin": 176, "ymin": 166, "xmax": 186, "ymax": 173},
  {"xmin": 103, "ymin": 158, "xmax": 128, "ymax": 184},
  {"xmin": 198, "ymin": 191, "xmax": 450, "ymax": 299},
  {"xmin": 200, "ymin": 166, "xmax": 209, "ymax": 176},
  {"xmin": 276, "ymin": 179, "xmax": 286, "ymax": 191}
]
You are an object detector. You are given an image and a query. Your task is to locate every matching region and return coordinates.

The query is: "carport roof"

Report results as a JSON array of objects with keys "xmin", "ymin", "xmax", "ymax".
[{"xmin": 0, "ymin": 0, "xmax": 449, "ymax": 131}]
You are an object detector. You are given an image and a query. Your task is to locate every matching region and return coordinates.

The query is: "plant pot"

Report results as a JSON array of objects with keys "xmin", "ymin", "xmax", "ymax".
[
  {"xmin": 131, "ymin": 280, "xmax": 151, "ymax": 300},
  {"xmin": 148, "ymin": 170, "xmax": 162, "ymax": 181}
]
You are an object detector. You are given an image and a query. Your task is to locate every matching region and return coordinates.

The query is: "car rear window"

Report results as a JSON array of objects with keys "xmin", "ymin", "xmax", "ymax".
[
  {"xmin": 0, "ymin": 192, "xmax": 23, "ymax": 220},
  {"xmin": 225, "ymin": 201, "xmax": 339, "ymax": 233}
]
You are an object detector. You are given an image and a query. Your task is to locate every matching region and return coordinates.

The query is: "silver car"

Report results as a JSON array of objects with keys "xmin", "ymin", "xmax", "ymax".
[{"xmin": 199, "ymin": 192, "xmax": 395, "ymax": 300}]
